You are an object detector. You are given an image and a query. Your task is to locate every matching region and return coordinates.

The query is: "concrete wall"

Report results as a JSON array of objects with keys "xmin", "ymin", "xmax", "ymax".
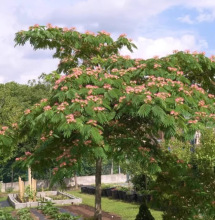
[{"xmin": 0, "ymin": 174, "xmax": 127, "ymax": 192}]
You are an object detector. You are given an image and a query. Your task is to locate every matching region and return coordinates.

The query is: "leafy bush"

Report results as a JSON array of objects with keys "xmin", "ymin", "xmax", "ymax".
[
  {"xmin": 38, "ymin": 201, "xmax": 79, "ymax": 220},
  {"xmin": 153, "ymin": 129, "xmax": 215, "ymax": 219},
  {"xmin": 135, "ymin": 201, "xmax": 155, "ymax": 220},
  {"xmin": 17, "ymin": 208, "xmax": 32, "ymax": 220},
  {"xmin": 0, "ymin": 209, "xmax": 15, "ymax": 220}
]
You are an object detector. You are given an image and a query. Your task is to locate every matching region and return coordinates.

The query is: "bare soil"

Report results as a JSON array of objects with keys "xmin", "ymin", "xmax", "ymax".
[{"xmin": 62, "ymin": 204, "xmax": 121, "ymax": 220}]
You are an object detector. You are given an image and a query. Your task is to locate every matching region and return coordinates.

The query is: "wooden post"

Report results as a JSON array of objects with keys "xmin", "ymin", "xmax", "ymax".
[
  {"xmin": 18, "ymin": 177, "xmax": 24, "ymax": 202},
  {"xmin": 28, "ymin": 167, "xmax": 32, "ymax": 190},
  {"xmin": 32, "ymin": 178, "xmax": 37, "ymax": 201}
]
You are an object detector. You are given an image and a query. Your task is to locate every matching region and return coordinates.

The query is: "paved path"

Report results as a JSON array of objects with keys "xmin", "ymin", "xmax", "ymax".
[
  {"xmin": 31, "ymin": 209, "xmax": 47, "ymax": 220},
  {"xmin": 0, "ymin": 200, "xmax": 10, "ymax": 207},
  {"xmin": 59, "ymin": 208, "xmax": 83, "ymax": 220}
]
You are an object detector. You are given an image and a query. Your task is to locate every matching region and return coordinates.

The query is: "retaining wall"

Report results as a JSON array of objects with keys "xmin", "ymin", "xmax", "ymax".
[{"xmin": 1, "ymin": 174, "xmax": 127, "ymax": 192}]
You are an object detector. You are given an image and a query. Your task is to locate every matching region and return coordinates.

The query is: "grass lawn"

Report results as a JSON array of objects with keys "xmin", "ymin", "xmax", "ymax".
[{"xmin": 68, "ymin": 190, "xmax": 163, "ymax": 220}]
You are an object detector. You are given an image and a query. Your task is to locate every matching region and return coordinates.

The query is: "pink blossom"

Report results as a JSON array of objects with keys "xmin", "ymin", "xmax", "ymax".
[
  {"xmin": 0, "ymin": 131, "xmax": 5, "ymax": 135},
  {"xmin": 24, "ymin": 109, "xmax": 31, "ymax": 115},
  {"xmin": 47, "ymin": 23, "xmax": 53, "ymax": 29},
  {"xmin": 87, "ymin": 120, "xmax": 97, "ymax": 126},
  {"xmin": 188, "ymin": 120, "xmax": 198, "ymax": 124},
  {"xmin": 44, "ymin": 106, "xmax": 52, "ymax": 111},
  {"xmin": 2, "ymin": 126, "xmax": 8, "ymax": 131},
  {"xmin": 66, "ymin": 114, "xmax": 76, "ymax": 123},
  {"xmin": 119, "ymin": 34, "xmax": 126, "ymax": 38},
  {"xmin": 60, "ymin": 162, "xmax": 66, "ymax": 167},
  {"xmin": 150, "ymin": 157, "xmax": 156, "ymax": 163},
  {"xmin": 208, "ymin": 94, "xmax": 214, "ymax": 98},
  {"xmin": 15, "ymin": 158, "xmax": 20, "ymax": 161},
  {"xmin": 40, "ymin": 136, "xmax": 46, "ymax": 141},
  {"xmin": 99, "ymin": 30, "xmax": 110, "ymax": 36},
  {"xmin": 12, "ymin": 123, "xmax": 18, "ymax": 128},
  {"xmin": 94, "ymin": 107, "xmax": 105, "ymax": 111},
  {"xmin": 154, "ymin": 64, "xmax": 161, "ymax": 69},
  {"xmin": 170, "ymin": 110, "xmax": 179, "ymax": 116},
  {"xmin": 25, "ymin": 152, "xmax": 32, "ymax": 156},
  {"xmin": 61, "ymin": 86, "xmax": 68, "ymax": 91},
  {"xmin": 175, "ymin": 97, "xmax": 184, "ymax": 104},
  {"xmin": 103, "ymin": 84, "xmax": 112, "ymax": 90},
  {"xmin": 40, "ymin": 98, "xmax": 48, "ymax": 103}
]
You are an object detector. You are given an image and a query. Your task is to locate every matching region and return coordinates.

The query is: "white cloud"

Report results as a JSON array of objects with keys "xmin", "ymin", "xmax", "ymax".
[
  {"xmin": 0, "ymin": 0, "xmax": 214, "ymax": 84},
  {"xmin": 196, "ymin": 12, "xmax": 215, "ymax": 22},
  {"xmin": 0, "ymin": 76, "xmax": 5, "ymax": 83},
  {"xmin": 178, "ymin": 15, "xmax": 194, "ymax": 24},
  {"xmin": 121, "ymin": 35, "xmax": 208, "ymax": 59}
]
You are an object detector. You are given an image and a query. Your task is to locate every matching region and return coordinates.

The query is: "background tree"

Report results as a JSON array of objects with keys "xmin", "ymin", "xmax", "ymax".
[{"xmin": 0, "ymin": 80, "xmax": 51, "ymax": 182}]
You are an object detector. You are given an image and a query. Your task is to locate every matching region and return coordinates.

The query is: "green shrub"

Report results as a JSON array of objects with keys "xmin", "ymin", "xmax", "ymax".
[
  {"xmin": 0, "ymin": 209, "xmax": 15, "ymax": 220},
  {"xmin": 17, "ymin": 208, "xmax": 32, "ymax": 220},
  {"xmin": 135, "ymin": 202, "xmax": 155, "ymax": 220}
]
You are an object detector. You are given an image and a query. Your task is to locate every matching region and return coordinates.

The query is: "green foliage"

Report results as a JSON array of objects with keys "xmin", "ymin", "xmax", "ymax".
[
  {"xmin": 0, "ymin": 209, "xmax": 15, "ymax": 220},
  {"xmin": 17, "ymin": 208, "xmax": 32, "ymax": 220},
  {"xmin": 38, "ymin": 201, "xmax": 79, "ymax": 220},
  {"xmin": 153, "ymin": 130, "xmax": 215, "ymax": 220}
]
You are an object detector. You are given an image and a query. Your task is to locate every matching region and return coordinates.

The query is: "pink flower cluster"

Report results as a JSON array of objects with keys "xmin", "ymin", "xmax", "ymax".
[
  {"xmin": 12, "ymin": 123, "xmax": 18, "ymax": 129},
  {"xmin": 72, "ymin": 98, "xmax": 88, "ymax": 107},
  {"xmin": 188, "ymin": 120, "xmax": 198, "ymax": 124},
  {"xmin": 198, "ymin": 100, "xmax": 208, "ymax": 108},
  {"xmin": 144, "ymin": 95, "xmax": 152, "ymax": 103},
  {"xmin": 103, "ymin": 84, "xmax": 112, "ymax": 90},
  {"xmin": 57, "ymin": 102, "xmax": 69, "ymax": 112},
  {"xmin": 155, "ymin": 92, "xmax": 171, "ymax": 100},
  {"xmin": 104, "ymin": 73, "xmax": 119, "ymax": 79},
  {"xmin": 85, "ymin": 30, "xmax": 96, "ymax": 36},
  {"xmin": 87, "ymin": 120, "xmax": 97, "ymax": 126},
  {"xmin": 99, "ymin": 30, "xmax": 110, "ymax": 36},
  {"xmin": 119, "ymin": 96, "xmax": 126, "ymax": 103},
  {"xmin": 25, "ymin": 152, "xmax": 32, "ymax": 156},
  {"xmin": 93, "ymin": 107, "xmax": 105, "ymax": 111},
  {"xmin": 119, "ymin": 34, "xmax": 127, "ymax": 38},
  {"xmin": 154, "ymin": 64, "xmax": 161, "ymax": 69},
  {"xmin": 191, "ymin": 84, "xmax": 205, "ymax": 94},
  {"xmin": 40, "ymin": 136, "xmax": 46, "ymax": 141},
  {"xmin": 86, "ymin": 95, "xmax": 103, "ymax": 103},
  {"xmin": 53, "ymin": 167, "xmax": 58, "ymax": 175},
  {"xmin": 24, "ymin": 109, "xmax": 31, "ymax": 115},
  {"xmin": 175, "ymin": 97, "xmax": 184, "ymax": 104},
  {"xmin": 40, "ymin": 98, "xmax": 48, "ymax": 103},
  {"xmin": 84, "ymin": 140, "xmax": 92, "ymax": 145},
  {"xmin": 61, "ymin": 86, "xmax": 68, "ymax": 91},
  {"xmin": 168, "ymin": 67, "xmax": 177, "ymax": 72},
  {"xmin": 66, "ymin": 114, "xmax": 76, "ymax": 123},
  {"xmin": 208, "ymin": 94, "xmax": 215, "ymax": 99},
  {"xmin": 125, "ymin": 85, "xmax": 145, "ymax": 94},
  {"xmin": 44, "ymin": 106, "xmax": 52, "ymax": 111},
  {"xmin": 86, "ymin": 85, "xmax": 99, "ymax": 89},
  {"xmin": 170, "ymin": 110, "xmax": 179, "ymax": 116}
]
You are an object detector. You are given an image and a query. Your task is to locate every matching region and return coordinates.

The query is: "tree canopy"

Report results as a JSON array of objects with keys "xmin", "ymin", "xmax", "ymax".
[{"xmin": 1, "ymin": 24, "xmax": 215, "ymax": 219}]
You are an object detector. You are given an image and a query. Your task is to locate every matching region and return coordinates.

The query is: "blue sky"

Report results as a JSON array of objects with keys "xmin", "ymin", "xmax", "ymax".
[{"xmin": 1, "ymin": 0, "xmax": 215, "ymax": 84}]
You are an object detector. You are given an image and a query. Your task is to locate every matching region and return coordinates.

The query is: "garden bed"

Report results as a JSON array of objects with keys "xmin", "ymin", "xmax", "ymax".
[{"xmin": 62, "ymin": 204, "xmax": 121, "ymax": 220}]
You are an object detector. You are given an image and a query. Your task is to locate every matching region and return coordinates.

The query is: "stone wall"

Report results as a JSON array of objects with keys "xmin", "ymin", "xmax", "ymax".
[{"xmin": 1, "ymin": 174, "xmax": 127, "ymax": 192}]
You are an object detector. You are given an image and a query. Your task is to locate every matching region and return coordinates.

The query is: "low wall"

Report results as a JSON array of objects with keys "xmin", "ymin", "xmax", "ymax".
[{"xmin": 1, "ymin": 174, "xmax": 127, "ymax": 192}]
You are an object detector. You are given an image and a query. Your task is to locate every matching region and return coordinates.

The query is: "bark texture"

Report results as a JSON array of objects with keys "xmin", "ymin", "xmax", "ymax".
[{"xmin": 94, "ymin": 158, "xmax": 102, "ymax": 220}]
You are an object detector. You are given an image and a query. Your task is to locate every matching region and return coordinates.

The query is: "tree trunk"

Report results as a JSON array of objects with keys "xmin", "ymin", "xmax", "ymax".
[
  {"xmin": 74, "ymin": 173, "xmax": 78, "ymax": 190},
  {"xmin": 94, "ymin": 158, "xmax": 102, "ymax": 220}
]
